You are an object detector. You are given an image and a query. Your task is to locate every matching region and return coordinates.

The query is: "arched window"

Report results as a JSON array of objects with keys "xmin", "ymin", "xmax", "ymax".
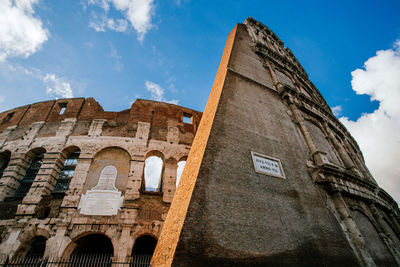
[
  {"xmin": 14, "ymin": 152, "xmax": 45, "ymax": 198},
  {"xmin": 144, "ymin": 156, "xmax": 163, "ymax": 192},
  {"xmin": 0, "ymin": 151, "xmax": 11, "ymax": 178},
  {"xmin": 53, "ymin": 151, "xmax": 80, "ymax": 193},
  {"xmin": 176, "ymin": 160, "xmax": 186, "ymax": 187}
]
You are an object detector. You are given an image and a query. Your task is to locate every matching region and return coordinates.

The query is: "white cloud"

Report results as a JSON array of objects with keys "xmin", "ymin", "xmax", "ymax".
[
  {"xmin": 0, "ymin": 0, "xmax": 48, "ymax": 61},
  {"xmin": 43, "ymin": 73, "xmax": 74, "ymax": 98},
  {"xmin": 89, "ymin": 13, "xmax": 128, "ymax": 32},
  {"xmin": 331, "ymin": 105, "xmax": 342, "ymax": 117},
  {"xmin": 0, "ymin": 95, "xmax": 5, "ymax": 104},
  {"xmin": 145, "ymin": 80, "xmax": 178, "ymax": 104},
  {"xmin": 88, "ymin": 0, "xmax": 154, "ymax": 41},
  {"xmin": 340, "ymin": 40, "xmax": 400, "ymax": 204}
]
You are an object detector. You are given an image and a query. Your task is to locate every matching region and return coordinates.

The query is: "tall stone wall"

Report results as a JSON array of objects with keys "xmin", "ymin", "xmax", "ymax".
[
  {"xmin": 151, "ymin": 18, "xmax": 400, "ymax": 266},
  {"xmin": 0, "ymin": 98, "xmax": 201, "ymax": 262}
]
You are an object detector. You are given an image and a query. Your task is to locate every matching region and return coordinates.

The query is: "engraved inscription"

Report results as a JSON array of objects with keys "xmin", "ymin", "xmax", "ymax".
[
  {"xmin": 78, "ymin": 165, "xmax": 124, "ymax": 216},
  {"xmin": 251, "ymin": 151, "xmax": 285, "ymax": 179}
]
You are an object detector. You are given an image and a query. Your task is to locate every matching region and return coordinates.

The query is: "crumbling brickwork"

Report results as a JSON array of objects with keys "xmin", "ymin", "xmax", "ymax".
[{"xmin": 0, "ymin": 98, "xmax": 201, "ymax": 262}]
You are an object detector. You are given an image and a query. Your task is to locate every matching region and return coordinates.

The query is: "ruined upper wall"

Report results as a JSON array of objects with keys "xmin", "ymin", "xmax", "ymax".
[{"xmin": 0, "ymin": 98, "xmax": 202, "ymax": 144}]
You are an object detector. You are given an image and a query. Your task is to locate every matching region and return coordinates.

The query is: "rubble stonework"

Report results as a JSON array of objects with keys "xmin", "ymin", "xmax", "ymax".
[
  {"xmin": 0, "ymin": 98, "xmax": 201, "ymax": 262},
  {"xmin": 151, "ymin": 18, "xmax": 400, "ymax": 266}
]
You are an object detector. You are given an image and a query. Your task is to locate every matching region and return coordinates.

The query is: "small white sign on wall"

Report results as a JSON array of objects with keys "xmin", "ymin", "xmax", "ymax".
[
  {"xmin": 78, "ymin": 165, "xmax": 124, "ymax": 216},
  {"xmin": 251, "ymin": 151, "xmax": 285, "ymax": 179}
]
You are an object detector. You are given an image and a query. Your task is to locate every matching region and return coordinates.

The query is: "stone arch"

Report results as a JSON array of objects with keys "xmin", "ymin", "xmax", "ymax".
[
  {"xmin": 53, "ymin": 146, "xmax": 81, "ymax": 193},
  {"xmin": 143, "ymin": 151, "xmax": 165, "ymax": 192},
  {"xmin": 131, "ymin": 234, "xmax": 158, "ymax": 256},
  {"xmin": 0, "ymin": 150, "xmax": 11, "ymax": 178},
  {"xmin": 381, "ymin": 213, "xmax": 400, "ymax": 250},
  {"xmin": 350, "ymin": 208, "xmax": 396, "ymax": 265},
  {"xmin": 13, "ymin": 225, "xmax": 51, "ymax": 259},
  {"xmin": 62, "ymin": 231, "xmax": 115, "ymax": 260},
  {"xmin": 60, "ymin": 145, "xmax": 81, "ymax": 158},
  {"xmin": 83, "ymin": 146, "xmax": 131, "ymax": 194},
  {"xmin": 12, "ymin": 147, "xmax": 46, "ymax": 198}
]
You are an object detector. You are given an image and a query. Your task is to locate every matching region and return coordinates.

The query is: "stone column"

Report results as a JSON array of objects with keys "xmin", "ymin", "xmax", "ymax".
[
  {"xmin": 115, "ymin": 226, "xmax": 134, "ymax": 262},
  {"xmin": 0, "ymin": 152, "xmax": 30, "ymax": 201},
  {"xmin": 61, "ymin": 156, "xmax": 92, "ymax": 208},
  {"xmin": 330, "ymin": 192, "xmax": 376, "ymax": 266},
  {"xmin": 0, "ymin": 126, "xmax": 16, "ymax": 149},
  {"xmin": 163, "ymin": 160, "xmax": 177, "ymax": 203},
  {"xmin": 124, "ymin": 159, "xmax": 144, "ymax": 201},
  {"xmin": 369, "ymin": 203, "xmax": 400, "ymax": 265},
  {"xmin": 322, "ymin": 122, "xmax": 357, "ymax": 171},
  {"xmin": 44, "ymin": 226, "xmax": 72, "ymax": 259},
  {"xmin": 16, "ymin": 152, "xmax": 63, "ymax": 216},
  {"xmin": 286, "ymin": 99, "xmax": 330, "ymax": 166}
]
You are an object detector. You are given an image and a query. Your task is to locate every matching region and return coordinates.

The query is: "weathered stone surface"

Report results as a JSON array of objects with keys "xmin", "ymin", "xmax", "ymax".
[
  {"xmin": 151, "ymin": 18, "xmax": 400, "ymax": 267},
  {"xmin": 0, "ymin": 98, "xmax": 201, "ymax": 261}
]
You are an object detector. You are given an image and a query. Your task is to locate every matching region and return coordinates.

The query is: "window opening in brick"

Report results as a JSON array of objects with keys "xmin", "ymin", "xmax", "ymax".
[
  {"xmin": 58, "ymin": 102, "xmax": 67, "ymax": 114},
  {"xmin": 144, "ymin": 156, "xmax": 163, "ymax": 192},
  {"xmin": 0, "ymin": 151, "xmax": 11, "ymax": 178},
  {"xmin": 13, "ymin": 153, "xmax": 45, "ymax": 198},
  {"xmin": 183, "ymin": 113, "xmax": 192, "ymax": 124},
  {"xmin": 176, "ymin": 160, "xmax": 186, "ymax": 187},
  {"xmin": 53, "ymin": 151, "xmax": 80, "ymax": 193},
  {"xmin": 2, "ymin": 112, "xmax": 14, "ymax": 123}
]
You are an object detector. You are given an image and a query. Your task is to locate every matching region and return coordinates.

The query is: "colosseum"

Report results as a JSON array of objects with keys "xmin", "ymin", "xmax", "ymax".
[
  {"xmin": 0, "ymin": 17, "xmax": 400, "ymax": 266},
  {"xmin": 0, "ymin": 97, "xmax": 201, "ymax": 264}
]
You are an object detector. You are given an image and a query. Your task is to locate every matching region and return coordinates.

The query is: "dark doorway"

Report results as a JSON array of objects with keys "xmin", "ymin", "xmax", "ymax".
[
  {"xmin": 131, "ymin": 235, "xmax": 157, "ymax": 266},
  {"xmin": 71, "ymin": 234, "xmax": 113, "ymax": 264},
  {"xmin": 72, "ymin": 234, "xmax": 113, "ymax": 255},
  {"xmin": 26, "ymin": 236, "xmax": 47, "ymax": 258}
]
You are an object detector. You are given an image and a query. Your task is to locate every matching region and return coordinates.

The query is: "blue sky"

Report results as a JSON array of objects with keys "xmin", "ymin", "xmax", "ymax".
[
  {"xmin": 0, "ymin": 0, "xmax": 400, "ymax": 202},
  {"xmin": 0, "ymin": 0, "xmax": 398, "ymax": 118}
]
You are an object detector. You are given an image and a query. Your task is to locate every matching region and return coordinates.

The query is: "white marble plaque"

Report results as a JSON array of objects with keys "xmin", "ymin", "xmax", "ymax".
[
  {"xmin": 78, "ymin": 165, "xmax": 124, "ymax": 216},
  {"xmin": 251, "ymin": 151, "xmax": 285, "ymax": 179}
]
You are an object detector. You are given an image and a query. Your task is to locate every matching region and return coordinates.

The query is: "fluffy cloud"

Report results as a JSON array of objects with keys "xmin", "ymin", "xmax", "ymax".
[
  {"xmin": 331, "ymin": 105, "xmax": 342, "ymax": 117},
  {"xmin": 145, "ymin": 80, "xmax": 178, "ymax": 104},
  {"xmin": 43, "ymin": 73, "xmax": 74, "ymax": 98},
  {"xmin": 0, "ymin": 0, "xmax": 48, "ymax": 61},
  {"xmin": 88, "ymin": 0, "xmax": 154, "ymax": 41},
  {"xmin": 340, "ymin": 40, "xmax": 400, "ymax": 203}
]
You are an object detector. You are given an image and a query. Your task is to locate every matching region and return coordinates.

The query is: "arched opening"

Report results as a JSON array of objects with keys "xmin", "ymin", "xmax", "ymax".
[
  {"xmin": 53, "ymin": 150, "xmax": 80, "ymax": 193},
  {"xmin": 84, "ymin": 147, "xmax": 130, "ymax": 194},
  {"xmin": 176, "ymin": 160, "xmax": 186, "ymax": 187},
  {"xmin": 131, "ymin": 235, "xmax": 157, "ymax": 265},
  {"xmin": 13, "ymin": 148, "xmax": 46, "ymax": 198},
  {"xmin": 0, "ymin": 150, "xmax": 11, "ymax": 178},
  {"xmin": 144, "ymin": 156, "xmax": 163, "ymax": 192},
  {"xmin": 71, "ymin": 234, "xmax": 113, "ymax": 263},
  {"xmin": 25, "ymin": 236, "xmax": 47, "ymax": 259}
]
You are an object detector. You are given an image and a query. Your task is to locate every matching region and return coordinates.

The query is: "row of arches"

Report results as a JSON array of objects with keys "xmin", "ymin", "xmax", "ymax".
[
  {"xmin": 18, "ymin": 233, "xmax": 157, "ymax": 263},
  {"xmin": 0, "ymin": 146, "xmax": 187, "ymax": 201}
]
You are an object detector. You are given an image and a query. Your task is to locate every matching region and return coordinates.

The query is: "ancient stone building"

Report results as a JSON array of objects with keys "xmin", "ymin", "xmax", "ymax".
[
  {"xmin": 0, "ymin": 97, "xmax": 201, "ymax": 263},
  {"xmin": 0, "ymin": 17, "xmax": 400, "ymax": 267},
  {"xmin": 151, "ymin": 18, "xmax": 400, "ymax": 266}
]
